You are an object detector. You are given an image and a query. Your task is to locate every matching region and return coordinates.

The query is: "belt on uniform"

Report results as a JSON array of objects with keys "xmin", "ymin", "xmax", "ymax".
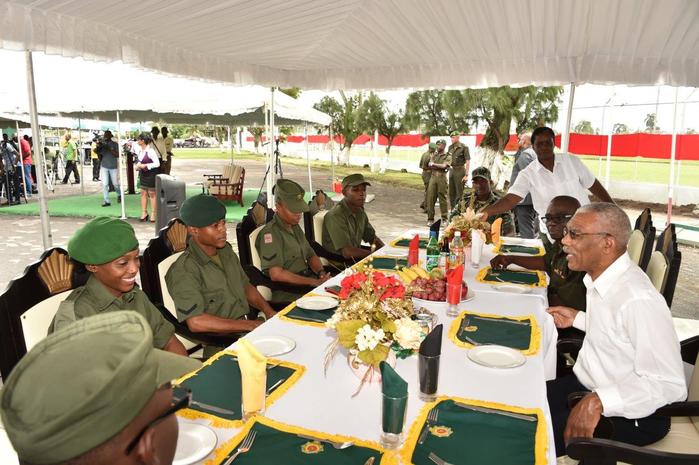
[
  {"xmin": 422, "ymin": 169, "xmax": 431, "ymax": 175},
  {"xmin": 432, "ymin": 171, "xmax": 447, "ymax": 176},
  {"xmin": 451, "ymin": 164, "xmax": 465, "ymax": 168}
]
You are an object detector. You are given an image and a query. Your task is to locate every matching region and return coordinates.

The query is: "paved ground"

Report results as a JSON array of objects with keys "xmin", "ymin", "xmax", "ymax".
[{"xmin": 1, "ymin": 158, "xmax": 697, "ymax": 321}]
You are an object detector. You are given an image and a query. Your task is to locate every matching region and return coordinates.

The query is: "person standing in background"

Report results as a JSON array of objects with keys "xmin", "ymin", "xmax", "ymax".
[
  {"xmin": 510, "ymin": 133, "xmax": 539, "ymax": 238},
  {"xmin": 151, "ymin": 126, "xmax": 167, "ymax": 167},
  {"xmin": 161, "ymin": 126, "xmax": 174, "ymax": 175},
  {"xmin": 447, "ymin": 131, "xmax": 470, "ymax": 207},
  {"xmin": 91, "ymin": 136, "xmax": 100, "ymax": 181},
  {"xmin": 419, "ymin": 142, "xmax": 436, "ymax": 211},
  {"xmin": 61, "ymin": 133, "xmax": 81, "ymax": 185}
]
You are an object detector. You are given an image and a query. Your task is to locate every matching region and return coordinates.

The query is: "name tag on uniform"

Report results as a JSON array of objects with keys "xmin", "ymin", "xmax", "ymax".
[{"xmin": 264, "ymin": 233, "xmax": 273, "ymax": 244}]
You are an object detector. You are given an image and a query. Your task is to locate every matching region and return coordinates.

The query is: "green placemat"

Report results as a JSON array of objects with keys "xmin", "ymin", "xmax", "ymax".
[
  {"xmin": 370, "ymin": 257, "xmax": 409, "ymax": 270},
  {"xmin": 392, "ymin": 238, "xmax": 429, "ymax": 249},
  {"xmin": 284, "ymin": 305, "xmax": 337, "ymax": 324},
  {"xmin": 500, "ymin": 244, "xmax": 542, "ymax": 255},
  {"xmin": 217, "ymin": 418, "xmax": 385, "ymax": 465},
  {"xmin": 179, "ymin": 353, "xmax": 299, "ymax": 423},
  {"xmin": 406, "ymin": 399, "xmax": 542, "ymax": 465},
  {"xmin": 481, "ymin": 269, "xmax": 541, "ymax": 285},
  {"xmin": 456, "ymin": 314, "xmax": 532, "ymax": 351}
]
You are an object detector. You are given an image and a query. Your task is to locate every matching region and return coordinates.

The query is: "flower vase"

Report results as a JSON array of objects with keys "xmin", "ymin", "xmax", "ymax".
[{"xmin": 347, "ymin": 347, "xmax": 397, "ymax": 383}]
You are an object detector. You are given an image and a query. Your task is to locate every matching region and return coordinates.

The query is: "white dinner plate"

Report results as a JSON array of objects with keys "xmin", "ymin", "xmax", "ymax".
[
  {"xmin": 412, "ymin": 289, "xmax": 475, "ymax": 307},
  {"xmin": 247, "ymin": 335, "xmax": 296, "ymax": 357},
  {"xmin": 467, "ymin": 345, "xmax": 526, "ymax": 369},
  {"xmin": 173, "ymin": 421, "xmax": 217, "ymax": 465},
  {"xmin": 489, "ymin": 284, "xmax": 532, "ymax": 294},
  {"xmin": 296, "ymin": 295, "xmax": 338, "ymax": 311}
]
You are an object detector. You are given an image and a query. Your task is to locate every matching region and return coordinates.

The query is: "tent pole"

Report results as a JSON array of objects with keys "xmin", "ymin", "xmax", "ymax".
[
  {"xmin": 78, "ymin": 117, "xmax": 85, "ymax": 195},
  {"xmin": 270, "ymin": 87, "xmax": 276, "ymax": 188},
  {"xmin": 117, "ymin": 111, "xmax": 126, "ymax": 220},
  {"xmin": 562, "ymin": 83, "xmax": 575, "ymax": 153},
  {"xmin": 265, "ymin": 102, "xmax": 273, "ymax": 203},
  {"xmin": 227, "ymin": 125, "xmax": 233, "ymax": 163},
  {"xmin": 666, "ymin": 88, "xmax": 679, "ymax": 226},
  {"xmin": 305, "ymin": 122, "xmax": 312, "ymax": 193},
  {"xmin": 16, "ymin": 121, "xmax": 29, "ymax": 201},
  {"xmin": 330, "ymin": 125, "xmax": 335, "ymax": 192},
  {"xmin": 24, "ymin": 50, "xmax": 52, "ymax": 249},
  {"xmin": 601, "ymin": 91, "xmax": 615, "ymax": 189}
]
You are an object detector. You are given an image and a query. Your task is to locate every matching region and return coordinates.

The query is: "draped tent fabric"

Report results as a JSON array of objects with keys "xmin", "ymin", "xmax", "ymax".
[{"xmin": 1, "ymin": 0, "xmax": 698, "ymax": 90}]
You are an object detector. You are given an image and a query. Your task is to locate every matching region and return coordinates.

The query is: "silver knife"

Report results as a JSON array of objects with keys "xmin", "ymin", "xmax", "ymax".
[
  {"xmin": 470, "ymin": 315, "xmax": 530, "ymax": 326},
  {"xmin": 455, "ymin": 401, "xmax": 536, "ymax": 422},
  {"xmin": 461, "ymin": 334, "xmax": 483, "ymax": 346},
  {"xmin": 290, "ymin": 315, "xmax": 327, "ymax": 323},
  {"xmin": 190, "ymin": 400, "xmax": 235, "ymax": 416},
  {"xmin": 363, "ymin": 457, "xmax": 375, "ymax": 465}
]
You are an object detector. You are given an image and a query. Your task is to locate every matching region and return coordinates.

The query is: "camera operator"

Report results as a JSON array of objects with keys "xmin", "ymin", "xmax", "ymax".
[
  {"xmin": 90, "ymin": 134, "xmax": 100, "ymax": 181},
  {"xmin": 95, "ymin": 130, "xmax": 121, "ymax": 207},
  {"xmin": 1, "ymin": 133, "xmax": 21, "ymax": 205}
]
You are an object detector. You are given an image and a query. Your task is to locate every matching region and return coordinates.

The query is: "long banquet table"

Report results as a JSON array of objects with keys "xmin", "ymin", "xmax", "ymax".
[{"xmin": 187, "ymin": 231, "xmax": 559, "ymax": 464}]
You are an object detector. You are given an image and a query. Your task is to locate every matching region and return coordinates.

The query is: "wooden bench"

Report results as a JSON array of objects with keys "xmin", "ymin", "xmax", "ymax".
[{"xmin": 203, "ymin": 163, "xmax": 245, "ymax": 206}]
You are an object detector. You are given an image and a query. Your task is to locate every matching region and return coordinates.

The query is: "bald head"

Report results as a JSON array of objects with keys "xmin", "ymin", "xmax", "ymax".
[
  {"xmin": 577, "ymin": 203, "xmax": 631, "ymax": 253},
  {"xmin": 550, "ymin": 195, "xmax": 580, "ymax": 213},
  {"xmin": 519, "ymin": 133, "xmax": 531, "ymax": 148}
]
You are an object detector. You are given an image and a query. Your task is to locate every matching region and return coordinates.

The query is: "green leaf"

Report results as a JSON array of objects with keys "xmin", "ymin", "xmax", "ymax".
[
  {"xmin": 336, "ymin": 320, "xmax": 365, "ymax": 349},
  {"xmin": 381, "ymin": 320, "xmax": 396, "ymax": 335},
  {"xmin": 358, "ymin": 344, "xmax": 390, "ymax": 367}
]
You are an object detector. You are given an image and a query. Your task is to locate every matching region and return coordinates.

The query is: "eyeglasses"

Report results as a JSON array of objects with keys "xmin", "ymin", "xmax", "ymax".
[
  {"xmin": 125, "ymin": 383, "xmax": 191, "ymax": 454},
  {"xmin": 540, "ymin": 214, "xmax": 574, "ymax": 224},
  {"xmin": 563, "ymin": 226, "xmax": 612, "ymax": 240}
]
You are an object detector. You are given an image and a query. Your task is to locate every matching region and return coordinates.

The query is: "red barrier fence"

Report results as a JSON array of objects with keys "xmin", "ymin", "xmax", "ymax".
[{"xmin": 246, "ymin": 133, "xmax": 699, "ymax": 161}]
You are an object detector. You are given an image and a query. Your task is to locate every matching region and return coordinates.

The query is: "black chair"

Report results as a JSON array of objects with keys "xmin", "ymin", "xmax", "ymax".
[
  {"xmin": 0, "ymin": 248, "xmax": 88, "ymax": 379},
  {"xmin": 630, "ymin": 208, "xmax": 655, "ymax": 271},
  {"xmin": 302, "ymin": 210, "xmax": 354, "ymax": 269},
  {"xmin": 566, "ymin": 336, "xmax": 699, "ymax": 464},
  {"xmin": 654, "ymin": 224, "xmax": 682, "ymax": 307}
]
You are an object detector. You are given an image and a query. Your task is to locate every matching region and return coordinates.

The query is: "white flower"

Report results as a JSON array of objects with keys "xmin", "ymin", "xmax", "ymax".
[
  {"xmin": 393, "ymin": 318, "xmax": 424, "ymax": 350},
  {"xmin": 325, "ymin": 312, "xmax": 342, "ymax": 330},
  {"xmin": 355, "ymin": 325, "xmax": 385, "ymax": 352}
]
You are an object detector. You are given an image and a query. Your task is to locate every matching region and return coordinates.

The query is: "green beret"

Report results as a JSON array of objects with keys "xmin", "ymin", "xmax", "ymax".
[
  {"xmin": 436, "ymin": 139, "xmax": 446, "ymax": 146},
  {"xmin": 428, "ymin": 142, "xmax": 437, "ymax": 150},
  {"xmin": 472, "ymin": 166, "xmax": 492, "ymax": 181},
  {"xmin": 342, "ymin": 173, "xmax": 371, "ymax": 190},
  {"xmin": 450, "ymin": 130, "xmax": 461, "ymax": 137},
  {"xmin": 68, "ymin": 217, "xmax": 139, "ymax": 265},
  {"xmin": 180, "ymin": 194, "xmax": 226, "ymax": 227},
  {"xmin": 275, "ymin": 179, "xmax": 309, "ymax": 213},
  {"xmin": 0, "ymin": 311, "xmax": 200, "ymax": 464}
]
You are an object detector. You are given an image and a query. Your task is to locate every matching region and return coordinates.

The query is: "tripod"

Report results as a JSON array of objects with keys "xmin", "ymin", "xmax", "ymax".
[{"xmin": 258, "ymin": 138, "xmax": 284, "ymax": 201}]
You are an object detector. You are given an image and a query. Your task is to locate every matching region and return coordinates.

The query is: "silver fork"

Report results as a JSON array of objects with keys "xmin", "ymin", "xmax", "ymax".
[
  {"xmin": 417, "ymin": 407, "xmax": 439, "ymax": 444},
  {"xmin": 428, "ymin": 452, "xmax": 454, "ymax": 465},
  {"xmin": 296, "ymin": 433, "xmax": 353, "ymax": 449},
  {"xmin": 222, "ymin": 430, "xmax": 257, "ymax": 465}
]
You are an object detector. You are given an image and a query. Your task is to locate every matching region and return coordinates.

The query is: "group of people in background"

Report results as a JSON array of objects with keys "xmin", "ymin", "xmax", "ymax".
[{"xmin": 0, "ymin": 132, "xmax": 36, "ymax": 204}]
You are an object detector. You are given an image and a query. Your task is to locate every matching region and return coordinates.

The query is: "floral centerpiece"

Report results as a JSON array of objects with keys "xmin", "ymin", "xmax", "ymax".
[
  {"xmin": 325, "ymin": 266, "xmax": 424, "ymax": 391},
  {"xmin": 443, "ymin": 207, "xmax": 492, "ymax": 246}
]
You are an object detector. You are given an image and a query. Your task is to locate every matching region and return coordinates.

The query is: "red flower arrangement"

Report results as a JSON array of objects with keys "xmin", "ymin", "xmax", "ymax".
[{"xmin": 339, "ymin": 271, "xmax": 405, "ymax": 301}]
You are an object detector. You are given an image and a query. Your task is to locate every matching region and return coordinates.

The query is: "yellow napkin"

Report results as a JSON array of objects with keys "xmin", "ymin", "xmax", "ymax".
[
  {"xmin": 238, "ymin": 338, "xmax": 267, "ymax": 414},
  {"xmin": 491, "ymin": 217, "xmax": 502, "ymax": 245}
]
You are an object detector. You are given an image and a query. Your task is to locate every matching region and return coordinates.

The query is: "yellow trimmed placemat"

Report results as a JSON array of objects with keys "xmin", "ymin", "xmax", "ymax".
[
  {"xmin": 277, "ymin": 294, "xmax": 336, "ymax": 328},
  {"xmin": 492, "ymin": 241, "xmax": 545, "ymax": 256},
  {"xmin": 401, "ymin": 396, "xmax": 547, "ymax": 465},
  {"xmin": 448, "ymin": 310, "xmax": 541, "ymax": 355},
  {"xmin": 208, "ymin": 415, "xmax": 395, "ymax": 465},
  {"xmin": 476, "ymin": 266, "xmax": 547, "ymax": 287},
  {"xmin": 175, "ymin": 350, "xmax": 305, "ymax": 427}
]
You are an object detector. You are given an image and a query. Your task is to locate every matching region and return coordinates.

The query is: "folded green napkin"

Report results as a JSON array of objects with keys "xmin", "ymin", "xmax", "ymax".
[
  {"xmin": 285, "ymin": 305, "xmax": 337, "ymax": 323},
  {"xmin": 394, "ymin": 238, "xmax": 429, "ymax": 248},
  {"xmin": 180, "ymin": 353, "xmax": 296, "ymax": 421},
  {"xmin": 409, "ymin": 399, "xmax": 540, "ymax": 465},
  {"xmin": 484, "ymin": 269, "xmax": 540, "ymax": 285},
  {"xmin": 380, "ymin": 361, "xmax": 408, "ymax": 435},
  {"xmin": 500, "ymin": 244, "xmax": 542, "ymax": 255},
  {"xmin": 456, "ymin": 314, "xmax": 532, "ymax": 351},
  {"xmin": 370, "ymin": 257, "xmax": 409, "ymax": 270},
  {"xmin": 218, "ymin": 421, "xmax": 383, "ymax": 465}
]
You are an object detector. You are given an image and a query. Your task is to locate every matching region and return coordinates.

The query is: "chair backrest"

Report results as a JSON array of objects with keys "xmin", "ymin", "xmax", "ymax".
[
  {"xmin": 0, "ymin": 248, "xmax": 85, "ymax": 379},
  {"xmin": 313, "ymin": 210, "xmax": 328, "ymax": 244},
  {"xmin": 656, "ymin": 223, "xmax": 677, "ymax": 259},
  {"xmin": 140, "ymin": 218, "xmax": 188, "ymax": 306},
  {"xmin": 663, "ymin": 248, "xmax": 682, "ymax": 307},
  {"xmin": 690, "ymin": 350, "xmax": 699, "ymax": 430},
  {"xmin": 248, "ymin": 225, "xmax": 272, "ymax": 300},
  {"xmin": 635, "ymin": 207, "xmax": 652, "ymax": 232},
  {"xmin": 627, "ymin": 229, "xmax": 645, "ymax": 266},
  {"xmin": 645, "ymin": 251, "xmax": 669, "ymax": 294},
  {"xmin": 158, "ymin": 251, "xmax": 185, "ymax": 318}
]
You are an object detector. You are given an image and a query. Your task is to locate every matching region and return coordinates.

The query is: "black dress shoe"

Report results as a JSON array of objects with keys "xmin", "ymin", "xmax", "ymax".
[
  {"xmin": 102, "ymin": 202, "xmax": 111, "ymax": 207},
  {"xmin": 117, "ymin": 196, "xmax": 122, "ymax": 203}
]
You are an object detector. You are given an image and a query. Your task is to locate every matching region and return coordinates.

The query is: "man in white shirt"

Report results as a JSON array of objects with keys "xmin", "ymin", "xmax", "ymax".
[
  {"xmin": 546, "ymin": 203, "xmax": 686, "ymax": 456},
  {"xmin": 480, "ymin": 126, "xmax": 613, "ymax": 232}
]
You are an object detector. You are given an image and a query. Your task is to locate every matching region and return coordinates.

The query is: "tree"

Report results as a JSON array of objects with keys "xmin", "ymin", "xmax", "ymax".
[
  {"xmin": 687, "ymin": 128, "xmax": 696, "ymax": 135},
  {"xmin": 613, "ymin": 123, "xmax": 630, "ymax": 134},
  {"xmin": 403, "ymin": 90, "xmax": 469, "ymax": 136},
  {"xmin": 278, "ymin": 87, "xmax": 302, "ymax": 99},
  {"xmin": 357, "ymin": 93, "xmax": 406, "ymax": 173},
  {"xmin": 512, "ymin": 86, "xmax": 563, "ymax": 134},
  {"xmin": 644, "ymin": 113, "xmax": 659, "ymax": 133},
  {"xmin": 248, "ymin": 127, "xmax": 265, "ymax": 152},
  {"xmin": 313, "ymin": 91, "xmax": 364, "ymax": 165},
  {"xmin": 574, "ymin": 120, "xmax": 596, "ymax": 134}
]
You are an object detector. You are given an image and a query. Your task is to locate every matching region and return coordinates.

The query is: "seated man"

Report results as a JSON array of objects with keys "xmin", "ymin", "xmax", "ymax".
[
  {"xmin": 51, "ymin": 217, "xmax": 187, "ymax": 356},
  {"xmin": 490, "ymin": 195, "xmax": 585, "ymax": 312},
  {"xmin": 256, "ymin": 179, "xmax": 331, "ymax": 303},
  {"xmin": 1, "ymin": 311, "xmax": 199, "ymax": 465},
  {"xmin": 546, "ymin": 203, "xmax": 686, "ymax": 457},
  {"xmin": 166, "ymin": 194, "xmax": 276, "ymax": 358},
  {"xmin": 322, "ymin": 173, "xmax": 384, "ymax": 260},
  {"xmin": 448, "ymin": 166, "xmax": 514, "ymax": 236}
]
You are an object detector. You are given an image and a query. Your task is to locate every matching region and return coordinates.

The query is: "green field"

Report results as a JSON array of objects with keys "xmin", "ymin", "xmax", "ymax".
[{"xmin": 175, "ymin": 148, "xmax": 699, "ymax": 188}]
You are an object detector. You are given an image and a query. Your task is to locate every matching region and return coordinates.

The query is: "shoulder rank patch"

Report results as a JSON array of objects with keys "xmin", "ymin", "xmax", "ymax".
[
  {"xmin": 178, "ymin": 304, "xmax": 197, "ymax": 315},
  {"xmin": 264, "ymin": 233, "xmax": 273, "ymax": 244},
  {"xmin": 262, "ymin": 254, "xmax": 277, "ymax": 261}
]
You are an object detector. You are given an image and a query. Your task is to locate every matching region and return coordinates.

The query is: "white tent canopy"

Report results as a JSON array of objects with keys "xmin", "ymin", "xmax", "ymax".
[{"xmin": 1, "ymin": 0, "xmax": 698, "ymax": 90}]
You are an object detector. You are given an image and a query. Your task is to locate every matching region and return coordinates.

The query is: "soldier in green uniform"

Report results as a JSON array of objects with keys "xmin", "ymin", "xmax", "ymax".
[
  {"xmin": 1, "ymin": 311, "xmax": 199, "ymax": 465},
  {"xmin": 256, "ymin": 179, "xmax": 331, "ymax": 303},
  {"xmin": 449, "ymin": 166, "xmax": 515, "ymax": 236},
  {"xmin": 419, "ymin": 142, "xmax": 436, "ymax": 210},
  {"xmin": 322, "ymin": 173, "xmax": 384, "ymax": 260},
  {"xmin": 166, "ymin": 194, "xmax": 276, "ymax": 358},
  {"xmin": 447, "ymin": 131, "xmax": 470, "ymax": 207},
  {"xmin": 425, "ymin": 139, "xmax": 451, "ymax": 226},
  {"xmin": 50, "ymin": 216, "xmax": 188, "ymax": 356},
  {"xmin": 490, "ymin": 195, "xmax": 585, "ymax": 311}
]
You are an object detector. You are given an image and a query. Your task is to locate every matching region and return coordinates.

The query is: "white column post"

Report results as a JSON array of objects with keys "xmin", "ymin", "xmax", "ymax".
[
  {"xmin": 78, "ymin": 117, "xmax": 85, "ymax": 195},
  {"xmin": 24, "ymin": 50, "xmax": 52, "ymax": 249},
  {"xmin": 305, "ymin": 122, "xmax": 312, "ymax": 193},
  {"xmin": 330, "ymin": 125, "xmax": 335, "ymax": 191},
  {"xmin": 666, "ymin": 88, "xmax": 679, "ymax": 226},
  {"xmin": 116, "ymin": 111, "xmax": 126, "ymax": 219},
  {"xmin": 562, "ymin": 83, "xmax": 575, "ymax": 153},
  {"xmin": 227, "ymin": 125, "xmax": 233, "ymax": 162}
]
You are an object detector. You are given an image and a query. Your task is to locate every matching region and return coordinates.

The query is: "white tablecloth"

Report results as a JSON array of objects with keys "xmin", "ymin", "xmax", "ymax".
[{"xmin": 193, "ymin": 232, "xmax": 558, "ymax": 464}]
